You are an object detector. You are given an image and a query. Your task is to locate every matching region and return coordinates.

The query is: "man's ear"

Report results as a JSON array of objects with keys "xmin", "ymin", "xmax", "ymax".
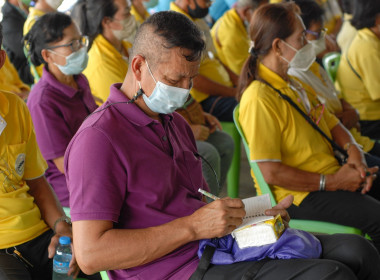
[
  {"xmin": 0, "ymin": 50, "xmax": 6, "ymax": 69},
  {"xmin": 131, "ymin": 54, "xmax": 145, "ymax": 82}
]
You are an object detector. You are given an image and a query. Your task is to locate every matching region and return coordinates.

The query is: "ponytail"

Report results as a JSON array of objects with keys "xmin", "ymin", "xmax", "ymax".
[{"xmin": 237, "ymin": 53, "xmax": 258, "ymax": 102}]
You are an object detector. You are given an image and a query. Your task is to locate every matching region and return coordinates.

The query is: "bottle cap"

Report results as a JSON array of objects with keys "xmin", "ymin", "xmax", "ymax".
[{"xmin": 59, "ymin": 236, "xmax": 71, "ymax": 245}]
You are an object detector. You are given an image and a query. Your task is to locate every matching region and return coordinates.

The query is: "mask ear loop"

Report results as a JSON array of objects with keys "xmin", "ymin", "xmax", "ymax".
[{"xmin": 145, "ymin": 60, "xmax": 158, "ymax": 83}]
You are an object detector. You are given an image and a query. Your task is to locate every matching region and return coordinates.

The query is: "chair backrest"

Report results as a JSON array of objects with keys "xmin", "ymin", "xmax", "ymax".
[
  {"xmin": 322, "ymin": 52, "xmax": 341, "ymax": 82},
  {"xmin": 233, "ymin": 105, "xmax": 277, "ymax": 206}
]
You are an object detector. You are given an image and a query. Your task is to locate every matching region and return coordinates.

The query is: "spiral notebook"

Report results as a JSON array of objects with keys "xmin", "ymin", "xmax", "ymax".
[{"xmin": 236, "ymin": 194, "xmax": 273, "ymax": 230}]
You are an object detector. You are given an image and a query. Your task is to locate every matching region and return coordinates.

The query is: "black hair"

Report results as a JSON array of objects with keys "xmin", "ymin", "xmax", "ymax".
[
  {"xmin": 23, "ymin": 12, "xmax": 72, "ymax": 66},
  {"xmin": 341, "ymin": 0, "xmax": 354, "ymax": 14},
  {"xmin": 351, "ymin": 0, "xmax": 380, "ymax": 30},
  {"xmin": 292, "ymin": 0, "xmax": 324, "ymax": 29},
  {"xmin": 131, "ymin": 11, "xmax": 205, "ymax": 64},
  {"xmin": 70, "ymin": 0, "xmax": 118, "ymax": 48}
]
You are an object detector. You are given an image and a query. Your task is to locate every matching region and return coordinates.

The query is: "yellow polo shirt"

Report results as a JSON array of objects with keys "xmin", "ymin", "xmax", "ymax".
[
  {"xmin": 0, "ymin": 90, "xmax": 49, "ymax": 249},
  {"xmin": 239, "ymin": 63, "xmax": 340, "ymax": 206},
  {"xmin": 170, "ymin": 3, "xmax": 233, "ymax": 103},
  {"xmin": 0, "ymin": 56, "xmax": 30, "ymax": 94},
  {"xmin": 23, "ymin": 7, "xmax": 45, "ymax": 79},
  {"xmin": 83, "ymin": 34, "xmax": 132, "ymax": 104},
  {"xmin": 131, "ymin": 5, "xmax": 150, "ymax": 24},
  {"xmin": 211, "ymin": 9, "xmax": 249, "ymax": 76},
  {"xmin": 336, "ymin": 28, "xmax": 380, "ymax": 121}
]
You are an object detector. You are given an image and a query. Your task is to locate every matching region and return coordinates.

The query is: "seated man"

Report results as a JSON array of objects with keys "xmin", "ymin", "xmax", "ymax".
[
  {"xmin": 65, "ymin": 11, "xmax": 380, "ymax": 280},
  {"xmin": 0, "ymin": 23, "xmax": 78, "ymax": 279},
  {"xmin": 170, "ymin": 0, "xmax": 238, "ymax": 122},
  {"xmin": 211, "ymin": 0, "xmax": 268, "ymax": 76}
]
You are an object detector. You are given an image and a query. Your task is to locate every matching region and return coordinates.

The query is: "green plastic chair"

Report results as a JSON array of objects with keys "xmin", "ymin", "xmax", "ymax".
[
  {"xmin": 233, "ymin": 105, "xmax": 363, "ymax": 235},
  {"xmin": 322, "ymin": 52, "xmax": 341, "ymax": 83},
  {"xmin": 62, "ymin": 207, "xmax": 110, "ymax": 280},
  {"xmin": 221, "ymin": 121, "xmax": 241, "ymax": 198}
]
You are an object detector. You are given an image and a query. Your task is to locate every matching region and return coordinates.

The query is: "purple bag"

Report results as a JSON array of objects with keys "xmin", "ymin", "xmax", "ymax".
[{"xmin": 198, "ymin": 228, "xmax": 322, "ymax": 265}]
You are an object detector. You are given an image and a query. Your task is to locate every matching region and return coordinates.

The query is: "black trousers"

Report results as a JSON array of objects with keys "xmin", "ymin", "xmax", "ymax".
[
  {"xmin": 0, "ymin": 230, "xmax": 101, "ymax": 280},
  {"xmin": 203, "ymin": 234, "xmax": 380, "ymax": 280},
  {"xmin": 360, "ymin": 120, "xmax": 380, "ymax": 141}
]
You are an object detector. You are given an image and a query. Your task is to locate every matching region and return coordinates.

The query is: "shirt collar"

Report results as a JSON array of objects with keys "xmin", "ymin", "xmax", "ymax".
[
  {"xmin": 258, "ymin": 63, "xmax": 290, "ymax": 90},
  {"xmin": 107, "ymin": 84, "xmax": 173, "ymax": 127},
  {"xmin": 170, "ymin": 2, "xmax": 194, "ymax": 21},
  {"xmin": 42, "ymin": 66, "xmax": 87, "ymax": 99},
  {"xmin": 0, "ymin": 91, "xmax": 9, "ymax": 118}
]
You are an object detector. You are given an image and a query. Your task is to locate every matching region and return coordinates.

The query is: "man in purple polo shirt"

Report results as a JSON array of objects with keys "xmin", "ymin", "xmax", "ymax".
[{"xmin": 65, "ymin": 11, "xmax": 380, "ymax": 280}]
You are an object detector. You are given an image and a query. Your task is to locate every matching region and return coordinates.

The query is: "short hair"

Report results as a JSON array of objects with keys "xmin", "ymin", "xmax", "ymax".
[
  {"xmin": 341, "ymin": 0, "xmax": 354, "ymax": 14},
  {"xmin": 24, "ymin": 12, "xmax": 72, "ymax": 66},
  {"xmin": 236, "ymin": 0, "xmax": 267, "ymax": 10},
  {"xmin": 71, "ymin": 0, "xmax": 118, "ymax": 47},
  {"xmin": 292, "ymin": 0, "xmax": 324, "ymax": 29},
  {"xmin": 351, "ymin": 0, "xmax": 380, "ymax": 30},
  {"xmin": 130, "ymin": 11, "xmax": 205, "ymax": 68}
]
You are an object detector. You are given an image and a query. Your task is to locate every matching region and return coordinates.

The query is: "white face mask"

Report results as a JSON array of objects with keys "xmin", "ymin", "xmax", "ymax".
[
  {"xmin": 49, "ymin": 47, "xmax": 89, "ymax": 75},
  {"xmin": 112, "ymin": 15, "xmax": 138, "ymax": 42},
  {"xmin": 310, "ymin": 36, "xmax": 326, "ymax": 56},
  {"xmin": 280, "ymin": 40, "xmax": 316, "ymax": 71},
  {"xmin": 45, "ymin": 0, "xmax": 63, "ymax": 10},
  {"xmin": 142, "ymin": 60, "xmax": 190, "ymax": 114}
]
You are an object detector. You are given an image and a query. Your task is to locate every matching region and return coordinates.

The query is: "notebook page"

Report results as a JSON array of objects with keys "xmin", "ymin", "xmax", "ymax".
[{"xmin": 238, "ymin": 194, "xmax": 273, "ymax": 228}]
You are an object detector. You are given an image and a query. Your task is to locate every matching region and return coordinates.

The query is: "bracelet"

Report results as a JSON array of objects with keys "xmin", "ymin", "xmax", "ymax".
[
  {"xmin": 53, "ymin": 216, "xmax": 72, "ymax": 233},
  {"xmin": 319, "ymin": 174, "xmax": 326, "ymax": 191}
]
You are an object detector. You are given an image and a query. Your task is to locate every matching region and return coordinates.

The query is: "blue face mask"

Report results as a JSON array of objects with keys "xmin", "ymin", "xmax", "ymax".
[
  {"xmin": 49, "ymin": 47, "xmax": 88, "ymax": 76},
  {"xmin": 143, "ymin": 0, "xmax": 158, "ymax": 9},
  {"xmin": 142, "ymin": 60, "xmax": 190, "ymax": 114}
]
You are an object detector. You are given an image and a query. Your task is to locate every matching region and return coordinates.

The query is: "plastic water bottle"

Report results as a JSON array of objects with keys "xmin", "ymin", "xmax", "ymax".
[{"xmin": 52, "ymin": 236, "xmax": 73, "ymax": 280}]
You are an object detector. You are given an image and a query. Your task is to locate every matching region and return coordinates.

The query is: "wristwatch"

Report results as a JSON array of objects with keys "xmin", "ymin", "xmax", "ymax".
[{"xmin": 53, "ymin": 216, "xmax": 72, "ymax": 233}]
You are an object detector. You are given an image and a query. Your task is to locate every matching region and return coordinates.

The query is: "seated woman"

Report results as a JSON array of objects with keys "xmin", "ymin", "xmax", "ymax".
[
  {"xmin": 288, "ymin": 0, "xmax": 380, "ymax": 167},
  {"xmin": 25, "ymin": 12, "xmax": 97, "ymax": 208},
  {"xmin": 238, "ymin": 2, "xmax": 380, "ymax": 253},
  {"xmin": 71, "ymin": 0, "xmax": 137, "ymax": 104},
  {"xmin": 336, "ymin": 0, "xmax": 380, "ymax": 140}
]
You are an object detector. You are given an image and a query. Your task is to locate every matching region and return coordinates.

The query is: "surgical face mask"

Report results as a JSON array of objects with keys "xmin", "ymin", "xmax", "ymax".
[
  {"xmin": 49, "ymin": 47, "xmax": 89, "ymax": 75},
  {"xmin": 187, "ymin": 0, "xmax": 209, "ymax": 19},
  {"xmin": 112, "ymin": 15, "xmax": 138, "ymax": 42},
  {"xmin": 310, "ymin": 36, "xmax": 326, "ymax": 56},
  {"xmin": 45, "ymin": 0, "xmax": 63, "ymax": 10},
  {"xmin": 143, "ymin": 0, "xmax": 158, "ymax": 9},
  {"xmin": 142, "ymin": 61, "xmax": 190, "ymax": 114},
  {"xmin": 280, "ymin": 40, "xmax": 316, "ymax": 71}
]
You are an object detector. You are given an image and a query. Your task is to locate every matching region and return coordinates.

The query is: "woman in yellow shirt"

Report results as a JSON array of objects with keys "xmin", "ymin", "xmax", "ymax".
[
  {"xmin": 336, "ymin": 0, "xmax": 380, "ymax": 140},
  {"xmin": 71, "ymin": 0, "xmax": 138, "ymax": 104},
  {"xmin": 238, "ymin": 2, "xmax": 380, "ymax": 253}
]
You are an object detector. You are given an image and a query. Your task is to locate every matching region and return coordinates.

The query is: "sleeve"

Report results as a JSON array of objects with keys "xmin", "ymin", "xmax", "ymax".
[
  {"xmin": 20, "ymin": 99, "xmax": 48, "ymax": 179},
  {"xmin": 323, "ymin": 107, "xmax": 340, "ymax": 131},
  {"xmin": 28, "ymin": 97, "xmax": 72, "ymax": 160},
  {"xmin": 239, "ymin": 86, "xmax": 282, "ymax": 162},
  {"xmin": 65, "ymin": 127, "xmax": 127, "ymax": 222},
  {"xmin": 356, "ymin": 46, "xmax": 380, "ymax": 101}
]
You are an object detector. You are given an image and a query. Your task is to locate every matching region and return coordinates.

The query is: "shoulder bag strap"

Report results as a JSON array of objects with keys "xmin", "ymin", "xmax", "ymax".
[
  {"xmin": 189, "ymin": 245, "xmax": 216, "ymax": 280},
  {"xmin": 262, "ymin": 81, "xmax": 348, "ymax": 158}
]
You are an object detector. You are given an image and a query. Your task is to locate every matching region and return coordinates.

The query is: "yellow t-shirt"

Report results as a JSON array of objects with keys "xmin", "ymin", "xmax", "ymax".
[
  {"xmin": 211, "ymin": 9, "xmax": 249, "ymax": 76},
  {"xmin": 131, "ymin": 5, "xmax": 150, "ymax": 24},
  {"xmin": 336, "ymin": 28, "xmax": 380, "ymax": 121},
  {"xmin": 0, "ymin": 90, "xmax": 49, "ymax": 249},
  {"xmin": 170, "ymin": 2, "xmax": 233, "ymax": 103},
  {"xmin": 23, "ymin": 7, "xmax": 45, "ymax": 80},
  {"xmin": 239, "ymin": 63, "xmax": 340, "ymax": 206},
  {"xmin": 0, "ymin": 56, "xmax": 30, "ymax": 94},
  {"xmin": 83, "ymin": 34, "xmax": 132, "ymax": 105}
]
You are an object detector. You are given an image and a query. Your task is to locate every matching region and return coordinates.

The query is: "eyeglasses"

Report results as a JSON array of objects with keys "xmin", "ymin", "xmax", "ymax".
[
  {"xmin": 47, "ymin": 36, "xmax": 89, "ymax": 52},
  {"xmin": 306, "ymin": 28, "xmax": 327, "ymax": 39}
]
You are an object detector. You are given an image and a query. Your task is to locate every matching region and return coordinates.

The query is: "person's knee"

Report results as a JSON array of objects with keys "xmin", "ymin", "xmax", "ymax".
[{"xmin": 196, "ymin": 141, "xmax": 220, "ymax": 166}]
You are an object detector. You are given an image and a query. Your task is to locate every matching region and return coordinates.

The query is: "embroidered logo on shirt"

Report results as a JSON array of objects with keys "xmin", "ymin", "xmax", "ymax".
[{"xmin": 15, "ymin": 153, "xmax": 26, "ymax": 176}]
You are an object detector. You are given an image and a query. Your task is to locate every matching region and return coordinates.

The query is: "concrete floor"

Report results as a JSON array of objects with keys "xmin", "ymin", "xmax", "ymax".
[{"xmin": 219, "ymin": 141, "xmax": 257, "ymax": 199}]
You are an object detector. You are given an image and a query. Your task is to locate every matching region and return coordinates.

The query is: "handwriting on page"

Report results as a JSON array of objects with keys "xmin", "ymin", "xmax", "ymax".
[{"xmin": 242, "ymin": 193, "xmax": 271, "ymax": 219}]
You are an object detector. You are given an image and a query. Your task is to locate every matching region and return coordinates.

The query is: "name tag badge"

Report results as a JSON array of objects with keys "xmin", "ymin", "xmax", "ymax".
[{"xmin": 0, "ymin": 116, "xmax": 6, "ymax": 136}]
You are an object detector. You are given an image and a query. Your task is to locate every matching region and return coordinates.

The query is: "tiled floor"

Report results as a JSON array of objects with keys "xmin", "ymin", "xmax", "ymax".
[{"xmin": 219, "ymin": 141, "xmax": 257, "ymax": 199}]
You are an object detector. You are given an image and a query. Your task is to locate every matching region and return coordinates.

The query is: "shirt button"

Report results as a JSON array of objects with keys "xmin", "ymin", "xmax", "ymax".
[{"xmin": 162, "ymin": 136, "xmax": 167, "ymax": 141}]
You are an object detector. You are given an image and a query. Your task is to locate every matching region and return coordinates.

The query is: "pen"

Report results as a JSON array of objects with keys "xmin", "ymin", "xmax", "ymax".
[{"xmin": 198, "ymin": 188, "xmax": 220, "ymax": 200}]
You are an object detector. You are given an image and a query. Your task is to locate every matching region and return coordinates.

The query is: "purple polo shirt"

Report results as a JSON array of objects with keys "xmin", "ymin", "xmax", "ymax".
[
  {"xmin": 65, "ymin": 84, "xmax": 208, "ymax": 279},
  {"xmin": 27, "ymin": 66, "xmax": 97, "ymax": 207}
]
